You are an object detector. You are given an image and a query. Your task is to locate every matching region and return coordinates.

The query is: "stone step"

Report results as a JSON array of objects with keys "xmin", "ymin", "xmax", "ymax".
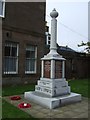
[
  {"xmin": 24, "ymin": 91, "xmax": 82, "ymax": 109},
  {"xmin": 37, "ymin": 79, "xmax": 69, "ymax": 88},
  {"xmin": 35, "ymin": 85, "xmax": 71, "ymax": 97}
]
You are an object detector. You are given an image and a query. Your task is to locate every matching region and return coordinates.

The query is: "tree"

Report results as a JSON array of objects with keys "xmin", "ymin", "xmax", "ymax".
[{"xmin": 78, "ymin": 41, "xmax": 90, "ymax": 54}]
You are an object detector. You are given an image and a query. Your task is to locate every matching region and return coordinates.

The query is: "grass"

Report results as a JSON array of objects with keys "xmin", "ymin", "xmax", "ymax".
[
  {"xmin": 2, "ymin": 99, "xmax": 32, "ymax": 119},
  {"xmin": 2, "ymin": 84, "xmax": 35, "ymax": 97},
  {"xmin": 2, "ymin": 79, "xmax": 89, "ymax": 98},
  {"xmin": 2, "ymin": 79, "xmax": 89, "ymax": 118},
  {"xmin": 2, "ymin": 84, "xmax": 36, "ymax": 119},
  {"xmin": 68, "ymin": 79, "xmax": 89, "ymax": 98}
]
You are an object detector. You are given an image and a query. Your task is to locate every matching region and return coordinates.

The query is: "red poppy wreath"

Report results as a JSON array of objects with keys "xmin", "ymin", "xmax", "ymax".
[
  {"xmin": 18, "ymin": 102, "xmax": 31, "ymax": 108},
  {"xmin": 10, "ymin": 96, "xmax": 21, "ymax": 100}
]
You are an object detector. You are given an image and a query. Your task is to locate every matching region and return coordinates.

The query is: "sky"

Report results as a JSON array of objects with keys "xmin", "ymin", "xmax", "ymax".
[{"xmin": 46, "ymin": 0, "xmax": 89, "ymax": 52}]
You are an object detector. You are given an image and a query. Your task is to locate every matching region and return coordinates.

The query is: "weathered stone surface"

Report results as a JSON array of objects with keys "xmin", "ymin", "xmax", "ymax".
[
  {"xmin": 35, "ymin": 78, "xmax": 70, "ymax": 97},
  {"xmin": 24, "ymin": 92, "xmax": 81, "ymax": 109},
  {"xmin": 24, "ymin": 9, "xmax": 82, "ymax": 109}
]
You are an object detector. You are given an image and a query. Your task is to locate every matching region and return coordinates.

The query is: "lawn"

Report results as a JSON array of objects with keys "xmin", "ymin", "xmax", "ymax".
[
  {"xmin": 2, "ymin": 79, "xmax": 89, "ymax": 98},
  {"xmin": 2, "ymin": 79, "xmax": 89, "ymax": 119},
  {"xmin": 2, "ymin": 84, "xmax": 36, "ymax": 119},
  {"xmin": 68, "ymin": 79, "xmax": 89, "ymax": 98},
  {"xmin": 2, "ymin": 84, "xmax": 35, "ymax": 97},
  {"xmin": 2, "ymin": 99, "xmax": 32, "ymax": 119}
]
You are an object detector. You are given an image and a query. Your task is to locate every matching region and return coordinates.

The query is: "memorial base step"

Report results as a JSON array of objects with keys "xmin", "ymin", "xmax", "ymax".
[{"xmin": 24, "ymin": 91, "xmax": 81, "ymax": 109}]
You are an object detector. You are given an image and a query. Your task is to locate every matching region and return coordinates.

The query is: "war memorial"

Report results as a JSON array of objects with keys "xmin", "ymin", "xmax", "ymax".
[{"xmin": 24, "ymin": 9, "xmax": 81, "ymax": 109}]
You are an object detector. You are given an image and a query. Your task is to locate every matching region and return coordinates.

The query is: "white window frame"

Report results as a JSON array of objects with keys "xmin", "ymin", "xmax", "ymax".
[
  {"xmin": 48, "ymin": 34, "xmax": 51, "ymax": 45},
  {"xmin": 25, "ymin": 46, "xmax": 37, "ymax": 74},
  {"xmin": 0, "ymin": 0, "xmax": 5, "ymax": 18},
  {"xmin": 45, "ymin": 32, "xmax": 51, "ymax": 45},
  {"xmin": 4, "ymin": 42, "xmax": 19, "ymax": 74}
]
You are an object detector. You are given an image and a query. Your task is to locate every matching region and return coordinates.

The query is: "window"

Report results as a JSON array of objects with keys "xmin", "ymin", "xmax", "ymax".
[
  {"xmin": 25, "ymin": 45, "xmax": 37, "ymax": 74},
  {"xmin": 48, "ymin": 35, "xmax": 51, "ymax": 45},
  {"xmin": 0, "ymin": 0, "xmax": 5, "ymax": 17},
  {"xmin": 4, "ymin": 42, "xmax": 18, "ymax": 74},
  {"xmin": 45, "ymin": 32, "xmax": 51, "ymax": 46}
]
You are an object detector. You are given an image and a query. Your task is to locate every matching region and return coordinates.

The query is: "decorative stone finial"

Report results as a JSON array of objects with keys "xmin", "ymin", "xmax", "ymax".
[{"xmin": 50, "ymin": 8, "xmax": 59, "ymax": 18}]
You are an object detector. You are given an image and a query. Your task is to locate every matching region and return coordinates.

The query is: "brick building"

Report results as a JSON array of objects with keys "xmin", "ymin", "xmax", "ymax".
[
  {"xmin": 2, "ymin": 2, "xmax": 46, "ymax": 85},
  {"xmin": 1, "ymin": 2, "xmax": 89, "ymax": 86},
  {"xmin": 58, "ymin": 47, "xmax": 90, "ymax": 79}
]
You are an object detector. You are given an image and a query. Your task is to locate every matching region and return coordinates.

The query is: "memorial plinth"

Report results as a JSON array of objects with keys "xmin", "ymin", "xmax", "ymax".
[{"xmin": 24, "ymin": 9, "xmax": 81, "ymax": 109}]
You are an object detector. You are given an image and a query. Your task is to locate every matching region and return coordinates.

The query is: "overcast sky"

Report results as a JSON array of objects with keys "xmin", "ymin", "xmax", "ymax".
[{"xmin": 46, "ymin": 0, "xmax": 89, "ymax": 52}]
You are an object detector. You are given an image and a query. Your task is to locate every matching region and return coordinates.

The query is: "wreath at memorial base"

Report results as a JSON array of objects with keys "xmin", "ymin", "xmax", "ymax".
[
  {"xmin": 18, "ymin": 102, "xmax": 31, "ymax": 108},
  {"xmin": 10, "ymin": 96, "xmax": 21, "ymax": 100}
]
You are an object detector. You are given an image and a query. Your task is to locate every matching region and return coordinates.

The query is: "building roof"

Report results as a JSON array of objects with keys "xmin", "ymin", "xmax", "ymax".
[{"xmin": 58, "ymin": 46, "xmax": 76, "ymax": 52}]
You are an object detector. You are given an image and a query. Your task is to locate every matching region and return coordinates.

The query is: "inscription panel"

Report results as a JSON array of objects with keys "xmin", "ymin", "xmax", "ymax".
[
  {"xmin": 38, "ymin": 81, "xmax": 52, "ymax": 88},
  {"xmin": 55, "ymin": 61, "xmax": 62, "ymax": 79},
  {"xmin": 44, "ymin": 61, "xmax": 51, "ymax": 78}
]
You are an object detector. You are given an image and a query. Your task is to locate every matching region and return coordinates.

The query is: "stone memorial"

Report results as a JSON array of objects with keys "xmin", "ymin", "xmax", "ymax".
[{"xmin": 24, "ymin": 9, "xmax": 81, "ymax": 109}]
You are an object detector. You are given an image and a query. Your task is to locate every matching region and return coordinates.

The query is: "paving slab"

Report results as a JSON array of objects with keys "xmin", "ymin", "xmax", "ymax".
[{"xmin": 2, "ymin": 94, "xmax": 89, "ymax": 118}]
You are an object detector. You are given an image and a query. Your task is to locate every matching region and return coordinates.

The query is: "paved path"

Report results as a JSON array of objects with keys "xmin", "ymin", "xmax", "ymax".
[{"xmin": 3, "ymin": 95, "xmax": 89, "ymax": 118}]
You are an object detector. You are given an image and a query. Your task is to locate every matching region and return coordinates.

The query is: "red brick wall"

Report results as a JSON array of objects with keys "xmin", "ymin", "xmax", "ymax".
[
  {"xmin": 44, "ymin": 61, "xmax": 51, "ymax": 78},
  {"xmin": 2, "ymin": 2, "xmax": 46, "ymax": 35},
  {"xmin": 55, "ymin": 61, "xmax": 62, "ymax": 79},
  {"xmin": 2, "ymin": 2, "xmax": 46, "ymax": 85}
]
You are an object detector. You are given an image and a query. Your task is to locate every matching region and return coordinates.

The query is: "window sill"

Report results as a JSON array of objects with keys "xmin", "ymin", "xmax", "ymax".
[
  {"xmin": 25, "ymin": 71, "xmax": 36, "ymax": 74},
  {"xmin": 4, "ymin": 72, "xmax": 18, "ymax": 74}
]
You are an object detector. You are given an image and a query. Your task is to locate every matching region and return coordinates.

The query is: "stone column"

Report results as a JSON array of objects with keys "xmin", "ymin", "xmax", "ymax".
[
  {"xmin": 50, "ymin": 8, "xmax": 59, "ymax": 54},
  {"xmin": 51, "ymin": 60, "xmax": 55, "ymax": 79},
  {"xmin": 41, "ymin": 60, "xmax": 44, "ymax": 78},
  {"xmin": 62, "ymin": 61, "xmax": 65, "ymax": 78}
]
